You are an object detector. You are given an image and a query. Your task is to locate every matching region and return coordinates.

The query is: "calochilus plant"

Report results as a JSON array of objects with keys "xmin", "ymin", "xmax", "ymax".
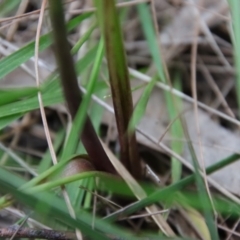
[{"xmin": 49, "ymin": 0, "xmax": 142, "ymax": 179}]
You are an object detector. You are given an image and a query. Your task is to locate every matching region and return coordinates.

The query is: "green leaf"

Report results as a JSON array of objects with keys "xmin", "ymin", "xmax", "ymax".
[
  {"xmin": 0, "ymin": 45, "xmax": 98, "ymax": 119},
  {"xmin": 0, "ymin": 167, "xmax": 137, "ymax": 240},
  {"xmin": 61, "ymin": 39, "xmax": 104, "ymax": 159},
  {"xmin": 0, "ymin": 87, "xmax": 38, "ymax": 106},
  {"xmin": 128, "ymin": 75, "xmax": 158, "ymax": 132},
  {"xmin": 167, "ymin": 73, "xmax": 183, "ymax": 183},
  {"xmin": 137, "ymin": 4, "xmax": 165, "ymax": 82},
  {"xmin": 105, "ymin": 153, "xmax": 240, "ymax": 222},
  {"xmin": 0, "ymin": 0, "xmax": 19, "ymax": 17},
  {"xmin": 0, "ymin": 13, "xmax": 92, "ymax": 80},
  {"xmin": 0, "ymin": 113, "xmax": 23, "ymax": 131},
  {"xmin": 228, "ymin": 0, "xmax": 240, "ymax": 116}
]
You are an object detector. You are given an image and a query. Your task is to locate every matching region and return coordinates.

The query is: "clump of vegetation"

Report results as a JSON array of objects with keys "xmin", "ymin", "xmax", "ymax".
[{"xmin": 0, "ymin": 0, "xmax": 240, "ymax": 239}]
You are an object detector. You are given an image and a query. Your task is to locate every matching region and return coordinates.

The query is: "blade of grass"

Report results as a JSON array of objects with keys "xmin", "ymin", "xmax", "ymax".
[
  {"xmin": 0, "ymin": 45, "xmax": 98, "ymax": 119},
  {"xmin": 0, "ymin": 13, "xmax": 92, "ymax": 80},
  {"xmin": 0, "ymin": 168, "xmax": 138, "ymax": 240},
  {"xmin": 61, "ymin": 39, "xmax": 104, "ymax": 159},
  {"xmin": 137, "ymin": 4, "xmax": 217, "ymax": 238},
  {"xmin": 0, "ymin": 87, "xmax": 38, "ymax": 106},
  {"xmin": 169, "ymin": 191, "xmax": 240, "ymax": 218},
  {"xmin": 228, "ymin": 0, "xmax": 240, "ymax": 116},
  {"xmin": 168, "ymin": 73, "xmax": 183, "ymax": 183},
  {"xmin": 27, "ymin": 171, "xmax": 105, "ymax": 193},
  {"xmin": 128, "ymin": 75, "xmax": 158, "ymax": 132},
  {"xmin": 0, "ymin": 114, "xmax": 23, "ymax": 131},
  {"xmin": 137, "ymin": 3, "xmax": 183, "ymax": 183},
  {"xmin": 0, "ymin": 0, "xmax": 19, "ymax": 17},
  {"xmin": 137, "ymin": 4, "xmax": 165, "ymax": 81},
  {"xmin": 105, "ymin": 153, "xmax": 240, "ymax": 222},
  {"xmin": 71, "ymin": 23, "xmax": 96, "ymax": 55}
]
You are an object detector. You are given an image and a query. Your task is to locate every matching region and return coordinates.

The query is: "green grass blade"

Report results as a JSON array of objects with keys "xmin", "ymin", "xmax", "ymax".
[
  {"xmin": 0, "ymin": 114, "xmax": 23, "ymax": 131},
  {"xmin": 128, "ymin": 75, "xmax": 158, "ymax": 132},
  {"xmin": 137, "ymin": 4, "xmax": 184, "ymax": 183},
  {"xmin": 228, "ymin": 0, "xmax": 240, "ymax": 116},
  {"xmin": 0, "ymin": 168, "xmax": 138, "ymax": 240},
  {"xmin": 185, "ymin": 125, "xmax": 219, "ymax": 239},
  {"xmin": 0, "ymin": 13, "xmax": 91, "ymax": 80},
  {"xmin": 168, "ymin": 73, "xmax": 183, "ymax": 183},
  {"xmin": 137, "ymin": 4, "xmax": 165, "ymax": 81},
  {"xmin": 61, "ymin": 39, "xmax": 104, "ymax": 159},
  {"xmin": 0, "ymin": 45, "xmax": 98, "ymax": 119},
  {"xmin": 105, "ymin": 153, "xmax": 240, "ymax": 222},
  {"xmin": 71, "ymin": 23, "xmax": 96, "ymax": 55},
  {"xmin": 0, "ymin": 87, "xmax": 38, "ymax": 106},
  {"xmin": 0, "ymin": 0, "xmax": 19, "ymax": 17},
  {"xmin": 28, "ymin": 171, "xmax": 104, "ymax": 193}
]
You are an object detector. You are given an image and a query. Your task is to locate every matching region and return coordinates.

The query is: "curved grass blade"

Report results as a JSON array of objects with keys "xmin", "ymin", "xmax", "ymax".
[
  {"xmin": 0, "ymin": 167, "xmax": 138, "ymax": 240},
  {"xmin": 0, "ymin": 87, "xmax": 38, "ymax": 106}
]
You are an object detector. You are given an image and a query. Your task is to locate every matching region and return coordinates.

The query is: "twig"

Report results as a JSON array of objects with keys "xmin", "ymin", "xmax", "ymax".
[{"xmin": 0, "ymin": 226, "xmax": 75, "ymax": 240}]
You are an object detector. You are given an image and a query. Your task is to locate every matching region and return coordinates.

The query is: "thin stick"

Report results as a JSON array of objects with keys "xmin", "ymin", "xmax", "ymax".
[
  {"xmin": 35, "ymin": 0, "xmax": 57, "ymax": 165},
  {"xmin": 0, "ymin": 226, "xmax": 75, "ymax": 240},
  {"xmin": 35, "ymin": 1, "xmax": 82, "ymax": 239},
  {"xmin": 189, "ymin": 0, "xmax": 216, "ymax": 216},
  {"xmin": 129, "ymin": 67, "xmax": 240, "ymax": 126}
]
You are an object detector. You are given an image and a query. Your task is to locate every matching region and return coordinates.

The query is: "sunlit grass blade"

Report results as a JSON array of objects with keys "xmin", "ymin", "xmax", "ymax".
[
  {"xmin": 71, "ymin": 23, "xmax": 96, "ymax": 55},
  {"xmin": 0, "ymin": 0, "xmax": 19, "ymax": 17},
  {"xmin": 0, "ymin": 45, "xmax": 98, "ymax": 119},
  {"xmin": 0, "ymin": 114, "xmax": 23, "ymax": 130},
  {"xmin": 181, "ymin": 207, "xmax": 211, "ymax": 240},
  {"xmin": 0, "ymin": 90, "xmax": 63, "ymax": 118},
  {"xmin": 0, "ymin": 87, "xmax": 38, "ymax": 106},
  {"xmin": 170, "ymin": 191, "xmax": 240, "ymax": 217}
]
